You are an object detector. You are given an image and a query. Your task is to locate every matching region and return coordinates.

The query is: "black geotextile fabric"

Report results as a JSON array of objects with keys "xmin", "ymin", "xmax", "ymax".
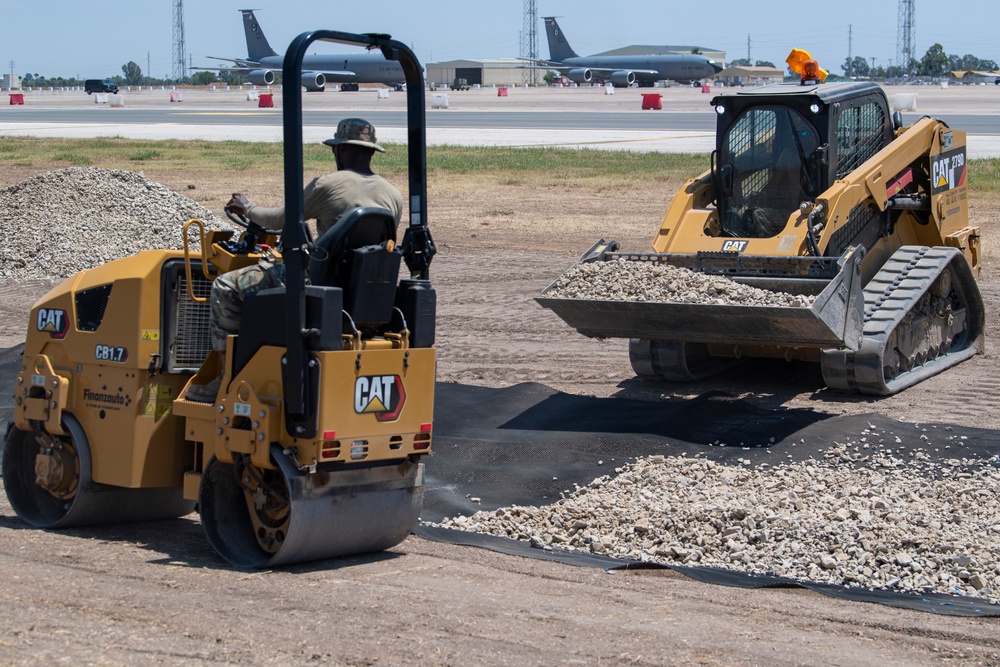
[
  {"xmin": 419, "ymin": 381, "xmax": 1000, "ymax": 618},
  {"xmin": 3, "ymin": 345, "xmax": 999, "ymax": 616}
]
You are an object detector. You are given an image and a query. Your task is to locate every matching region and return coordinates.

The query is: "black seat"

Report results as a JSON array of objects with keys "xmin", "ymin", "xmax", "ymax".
[
  {"xmin": 308, "ymin": 207, "xmax": 397, "ymax": 287},
  {"xmin": 308, "ymin": 206, "xmax": 402, "ymax": 332}
]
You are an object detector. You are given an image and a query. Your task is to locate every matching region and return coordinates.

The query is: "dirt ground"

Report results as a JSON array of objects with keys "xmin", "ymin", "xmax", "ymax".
[{"xmin": 2, "ymin": 149, "xmax": 1000, "ymax": 665}]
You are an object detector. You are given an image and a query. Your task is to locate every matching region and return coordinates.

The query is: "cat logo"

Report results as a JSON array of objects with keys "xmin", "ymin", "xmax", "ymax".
[
  {"xmin": 721, "ymin": 240, "xmax": 748, "ymax": 253},
  {"xmin": 36, "ymin": 308, "xmax": 69, "ymax": 339},
  {"xmin": 931, "ymin": 147, "xmax": 967, "ymax": 195},
  {"xmin": 354, "ymin": 375, "xmax": 406, "ymax": 422}
]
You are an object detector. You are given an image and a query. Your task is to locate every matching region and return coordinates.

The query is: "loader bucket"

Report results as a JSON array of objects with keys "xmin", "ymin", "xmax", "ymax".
[{"xmin": 536, "ymin": 246, "xmax": 866, "ymax": 351}]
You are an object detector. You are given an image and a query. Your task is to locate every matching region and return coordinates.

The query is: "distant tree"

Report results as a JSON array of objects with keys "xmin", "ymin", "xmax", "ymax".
[
  {"xmin": 885, "ymin": 65, "xmax": 905, "ymax": 79},
  {"xmin": 981, "ymin": 59, "xmax": 998, "ymax": 71},
  {"xmin": 842, "ymin": 56, "xmax": 870, "ymax": 78},
  {"xmin": 191, "ymin": 71, "xmax": 216, "ymax": 85},
  {"xmin": 754, "ymin": 60, "xmax": 775, "ymax": 68},
  {"xmin": 220, "ymin": 71, "xmax": 245, "ymax": 85},
  {"xmin": 728, "ymin": 57, "xmax": 751, "ymax": 67},
  {"xmin": 918, "ymin": 44, "xmax": 948, "ymax": 77},
  {"xmin": 690, "ymin": 47, "xmax": 701, "ymax": 55},
  {"xmin": 121, "ymin": 61, "xmax": 143, "ymax": 85}
]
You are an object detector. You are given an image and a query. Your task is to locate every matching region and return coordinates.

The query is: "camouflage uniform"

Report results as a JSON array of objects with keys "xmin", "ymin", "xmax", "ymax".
[
  {"xmin": 209, "ymin": 260, "xmax": 286, "ymax": 351},
  {"xmin": 207, "ymin": 118, "xmax": 402, "ymax": 352}
]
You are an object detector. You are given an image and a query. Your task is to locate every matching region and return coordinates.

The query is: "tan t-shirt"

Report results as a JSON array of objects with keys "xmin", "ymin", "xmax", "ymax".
[{"xmin": 245, "ymin": 170, "xmax": 403, "ymax": 236}]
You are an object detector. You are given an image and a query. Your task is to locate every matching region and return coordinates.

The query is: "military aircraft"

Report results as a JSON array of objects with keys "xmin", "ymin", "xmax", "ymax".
[
  {"xmin": 200, "ymin": 9, "xmax": 407, "ymax": 91},
  {"xmin": 532, "ymin": 17, "xmax": 722, "ymax": 87}
]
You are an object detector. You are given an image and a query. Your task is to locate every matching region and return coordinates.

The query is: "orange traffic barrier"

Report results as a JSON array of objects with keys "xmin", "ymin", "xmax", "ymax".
[
  {"xmin": 258, "ymin": 93, "xmax": 274, "ymax": 108},
  {"xmin": 641, "ymin": 93, "xmax": 662, "ymax": 110},
  {"xmin": 9, "ymin": 93, "xmax": 24, "ymax": 105},
  {"xmin": 497, "ymin": 87, "xmax": 508, "ymax": 97}
]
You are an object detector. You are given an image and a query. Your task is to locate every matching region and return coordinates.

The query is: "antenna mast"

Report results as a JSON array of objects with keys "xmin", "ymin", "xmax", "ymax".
[
  {"xmin": 172, "ymin": 0, "xmax": 187, "ymax": 81},
  {"xmin": 521, "ymin": 0, "xmax": 539, "ymax": 86},
  {"xmin": 896, "ymin": 0, "xmax": 916, "ymax": 74}
]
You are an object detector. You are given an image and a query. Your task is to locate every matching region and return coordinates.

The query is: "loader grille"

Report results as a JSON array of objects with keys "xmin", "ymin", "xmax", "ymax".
[
  {"xmin": 75, "ymin": 284, "xmax": 113, "ymax": 332},
  {"xmin": 835, "ymin": 102, "xmax": 886, "ymax": 179},
  {"xmin": 169, "ymin": 274, "xmax": 214, "ymax": 371},
  {"xmin": 826, "ymin": 203, "xmax": 886, "ymax": 258}
]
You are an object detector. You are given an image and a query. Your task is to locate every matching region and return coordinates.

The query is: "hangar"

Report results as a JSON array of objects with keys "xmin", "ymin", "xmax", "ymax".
[
  {"xmin": 714, "ymin": 65, "xmax": 785, "ymax": 87},
  {"xmin": 425, "ymin": 59, "xmax": 528, "ymax": 87}
]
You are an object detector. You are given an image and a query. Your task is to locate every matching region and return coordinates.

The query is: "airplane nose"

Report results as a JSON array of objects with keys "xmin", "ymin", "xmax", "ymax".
[{"xmin": 711, "ymin": 62, "xmax": 724, "ymax": 73}]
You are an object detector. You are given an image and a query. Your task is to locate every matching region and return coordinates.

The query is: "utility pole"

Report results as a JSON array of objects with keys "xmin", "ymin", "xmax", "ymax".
[
  {"xmin": 847, "ymin": 25, "xmax": 853, "ymax": 78},
  {"xmin": 746, "ymin": 34, "xmax": 751, "ymax": 62},
  {"xmin": 870, "ymin": 56, "xmax": 876, "ymax": 73},
  {"xmin": 7, "ymin": 60, "xmax": 13, "ymax": 89},
  {"xmin": 147, "ymin": 51, "xmax": 151, "ymax": 80}
]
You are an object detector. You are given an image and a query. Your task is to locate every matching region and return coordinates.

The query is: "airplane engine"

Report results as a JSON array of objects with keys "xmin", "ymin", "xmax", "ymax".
[
  {"xmin": 302, "ymin": 72, "xmax": 326, "ymax": 91},
  {"xmin": 567, "ymin": 68, "xmax": 593, "ymax": 84},
  {"xmin": 610, "ymin": 70, "xmax": 636, "ymax": 87},
  {"xmin": 248, "ymin": 69, "xmax": 276, "ymax": 86}
]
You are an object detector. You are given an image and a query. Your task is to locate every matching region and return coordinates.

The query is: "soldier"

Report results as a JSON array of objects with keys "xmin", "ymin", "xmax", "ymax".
[{"xmin": 186, "ymin": 118, "xmax": 403, "ymax": 402}]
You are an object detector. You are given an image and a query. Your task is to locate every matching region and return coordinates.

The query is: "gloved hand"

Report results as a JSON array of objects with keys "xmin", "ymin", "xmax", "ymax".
[{"xmin": 225, "ymin": 193, "xmax": 250, "ymax": 218}]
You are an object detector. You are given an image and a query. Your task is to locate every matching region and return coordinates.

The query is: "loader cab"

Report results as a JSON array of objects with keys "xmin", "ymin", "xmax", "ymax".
[{"xmin": 712, "ymin": 81, "xmax": 893, "ymax": 240}]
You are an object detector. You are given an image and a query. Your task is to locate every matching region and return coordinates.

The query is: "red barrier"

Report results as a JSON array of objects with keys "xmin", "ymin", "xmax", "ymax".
[
  {"xmin": 641, "ymin": 93, "xmax": 662, "ymax": 110},
  {"xmin": 258, "ymin": 93, "xmax": 274, "ymax": 108},
  {"xmin": 9, "ymin": 93, "xmax": 24, "ymax": 105},
  {"xmin": 497, "ymin": 87, "xmax": 508, "ymax": 97},
  {"xmin": 701, "ymin": 85, "xmax": 711, "ymax": 93}
]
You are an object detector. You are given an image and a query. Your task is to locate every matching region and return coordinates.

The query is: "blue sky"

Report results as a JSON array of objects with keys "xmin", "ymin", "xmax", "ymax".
[{"xmin": 2, "ymin": 1, "xmax": 995, "ymax": 79}]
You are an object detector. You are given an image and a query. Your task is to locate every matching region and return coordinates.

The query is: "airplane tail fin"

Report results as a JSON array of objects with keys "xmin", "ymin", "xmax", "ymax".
[
  {"xmin": 542, "ymin": 17, "xmax": 579, "ymax": 62},
  {"xmin": 240, "ymin": 9, "xmax": 278, "ymax": 62}
]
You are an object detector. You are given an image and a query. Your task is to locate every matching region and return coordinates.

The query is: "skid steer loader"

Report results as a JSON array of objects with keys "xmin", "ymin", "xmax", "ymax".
[
  {"xmin": 3, "ymin": 29, "xmax": 438, "ymax": 567},
  {"xmin": 538, "ymin": 68, "xmax": 983, "ymax": 396}
]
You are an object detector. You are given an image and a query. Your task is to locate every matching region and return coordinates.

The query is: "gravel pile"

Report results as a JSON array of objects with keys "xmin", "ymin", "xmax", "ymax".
[
  {"xmin": 434, "ymin": 424, "xmax": 1000, "ymax": 605},
  {"xmin": 0, "ymin": 167, "xmax": 228, "ymax": 280},
  {"xmin": 545, "ymin": 258, "xmax": 814, "ymax": 308}
]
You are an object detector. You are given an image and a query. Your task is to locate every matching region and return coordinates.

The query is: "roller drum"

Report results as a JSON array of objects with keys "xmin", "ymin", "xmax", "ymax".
[
  {"xmin": 199, "ymin": 444, "xmax": 425, "ymax": 568},
  {"xmin": 3, "ymin": 416, "xmax": 195, "ymax": 529}
]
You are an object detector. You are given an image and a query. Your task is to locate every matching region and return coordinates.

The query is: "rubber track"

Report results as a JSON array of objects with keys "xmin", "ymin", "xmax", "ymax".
[{"xmin": 821, "ymin": 246, "xmax": 982, "ymax": 395}]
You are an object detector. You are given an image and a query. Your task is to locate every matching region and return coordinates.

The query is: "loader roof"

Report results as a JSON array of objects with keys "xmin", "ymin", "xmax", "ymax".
[{"xmin": 712, "ymin": 80, "xmax": 885, "ymax": 106}]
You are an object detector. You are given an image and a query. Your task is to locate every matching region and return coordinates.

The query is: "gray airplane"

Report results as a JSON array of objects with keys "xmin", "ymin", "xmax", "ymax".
[
  {"xmin": 201, "ymin": 9, "xmax": 406, "ymax": 91},
  {"xmin": 533, "ymin": 17, "xmax": 722, "ymax": 87}
]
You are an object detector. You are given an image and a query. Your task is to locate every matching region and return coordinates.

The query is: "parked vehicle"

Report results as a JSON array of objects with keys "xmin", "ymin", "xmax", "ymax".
[{"xmin": 85, "ymin": 79, "xmax": 119, "ymax": 94}]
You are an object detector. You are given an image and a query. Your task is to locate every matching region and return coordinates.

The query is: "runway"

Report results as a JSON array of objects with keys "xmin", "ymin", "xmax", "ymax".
[{"xmin": 1, "ymin": 86, "xmax": 999, "ymax": 156}]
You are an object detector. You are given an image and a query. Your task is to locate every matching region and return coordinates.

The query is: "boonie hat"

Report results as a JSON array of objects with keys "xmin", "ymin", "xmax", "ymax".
[{"xmin": 323, "ymin": 118, "xmax": 385, "ymax": 153}]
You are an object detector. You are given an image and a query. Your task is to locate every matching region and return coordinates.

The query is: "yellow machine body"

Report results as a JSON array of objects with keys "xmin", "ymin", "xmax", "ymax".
[{"xmin": 538, "ymin": 81, "xmax": 984, "ymax": 395}]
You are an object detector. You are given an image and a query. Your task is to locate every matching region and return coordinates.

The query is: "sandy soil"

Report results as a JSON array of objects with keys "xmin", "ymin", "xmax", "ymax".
[{"xmin": 2, "ymin": 151, "xmax": 1000, "ymax": 664}]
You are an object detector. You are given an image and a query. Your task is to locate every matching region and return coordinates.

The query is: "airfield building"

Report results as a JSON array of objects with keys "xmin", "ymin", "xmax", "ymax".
[{"xmin": 426, "ymin": 59, "xmax": 530, "ymax": 87}]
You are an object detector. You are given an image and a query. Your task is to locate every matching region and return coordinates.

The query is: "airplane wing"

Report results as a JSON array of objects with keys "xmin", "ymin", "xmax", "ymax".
[
  {"xmin": 515, "ymin": 59, "xmax": 659, "ymax": 76},
  {"xmin": 572, "ymin": 67, "xmax": 661, "ymax": 76},
  {"xmin": 314, "ymin": 69, "xmax": 357, "ymax": 78}
]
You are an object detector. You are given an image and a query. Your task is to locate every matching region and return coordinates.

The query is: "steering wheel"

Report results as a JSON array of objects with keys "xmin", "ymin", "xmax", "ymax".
[{"xmin": 225, "ymin": 208, "xmax": 271, "ymax": 236}]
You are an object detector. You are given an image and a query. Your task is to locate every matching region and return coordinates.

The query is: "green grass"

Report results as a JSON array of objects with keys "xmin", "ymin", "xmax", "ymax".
[
  {"xmin": 127, "ymin": 149, "xmax": 163, "ymax": 161},
  {"xmin": 0, "ymin": 137, "xmax": 995, "ymax": 194},
  {"xmin": 970, "ymin": 158, "xmax": 1000, "ymax": 195}
]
